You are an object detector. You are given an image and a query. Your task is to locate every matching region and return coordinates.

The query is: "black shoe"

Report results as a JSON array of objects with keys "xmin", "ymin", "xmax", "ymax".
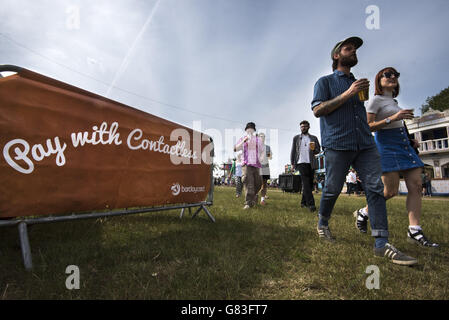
[
  {"xmin": 309, "ymin": 206, "xmax": 316, "ymax": 212},
  {"xmin": 354, "ymin": 209, "xmax": 368, "ymax": 233},
  {"xmin": 317, "ymin": 225, "xmax": 335, "ymax": 242},
  {"xmin": 407, "ymin": 229, "xmax": 439, "ymax": 248},
  {"xmin": 301, "ymin": 204, "xmax": 306, "ymax": 208},
  {"xmin": 374, "ymin": 243, "xmax": 418, "ymax": 266}
]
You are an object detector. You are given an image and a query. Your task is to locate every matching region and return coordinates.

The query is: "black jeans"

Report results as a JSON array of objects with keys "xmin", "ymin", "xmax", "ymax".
[
  {"xmin": 296, "ymin": 163, "xmax": 315, "ymax": 208},
  {"xmin": 347, "ymin": 182, "xmax": 358, "ymax": 195}
]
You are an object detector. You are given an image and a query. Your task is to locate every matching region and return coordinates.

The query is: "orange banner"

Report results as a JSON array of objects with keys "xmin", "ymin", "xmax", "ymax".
[{"xmin": 0, "ymin": 67, "xmax": 213, "ymax": 218}]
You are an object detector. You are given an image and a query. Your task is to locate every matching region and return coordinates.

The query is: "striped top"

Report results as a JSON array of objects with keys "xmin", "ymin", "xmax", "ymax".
[{"xmin": 311, "ymin": 70, "xmax": 375, "ymax": 151}]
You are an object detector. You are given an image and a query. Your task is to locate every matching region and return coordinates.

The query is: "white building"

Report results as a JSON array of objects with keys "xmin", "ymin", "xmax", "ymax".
[
  {"xmin": 406, "ymin": 109, "xmax": 449, "ymax": 178},
  {"xmin": 403, "ymin": 108, "xmax": 449, "ymax": 195}
]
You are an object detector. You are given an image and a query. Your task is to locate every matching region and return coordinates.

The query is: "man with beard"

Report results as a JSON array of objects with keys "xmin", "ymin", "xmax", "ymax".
[
  {"xmin": 311, "ymin": 37, "xmax": 417, "ymax": 265},
  {"xmin": 290, "ymin": 120, "xmax": 321, "ymax": 212}
]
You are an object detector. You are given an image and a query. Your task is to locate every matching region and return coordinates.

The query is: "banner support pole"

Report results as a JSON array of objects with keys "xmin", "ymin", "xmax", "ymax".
[
  {"xmin": 191, "ymin": 206, "xmax": 203, "ymax": 219},
  {"xmin": 18, "ymin": 222, "xmax": 33, "ymax": 271},
  {"xmin": 201, "ymin": 205, "xmax": 215, "ymax": 223},
  {"xmin": 180, "ymin": 208, "xmax": 185, "ymax": 219}
]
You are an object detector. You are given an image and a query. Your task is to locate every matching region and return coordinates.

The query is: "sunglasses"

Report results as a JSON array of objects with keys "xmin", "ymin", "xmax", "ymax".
[{"xmin": 382, "ymin": 71, "xmax": 400, "ymax": 79}]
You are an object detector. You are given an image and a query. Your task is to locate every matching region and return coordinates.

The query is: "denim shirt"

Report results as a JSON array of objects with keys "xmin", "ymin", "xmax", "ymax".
[{"xmin": 311, "ymin": 70, "xmax": 375, "ymax": 151}]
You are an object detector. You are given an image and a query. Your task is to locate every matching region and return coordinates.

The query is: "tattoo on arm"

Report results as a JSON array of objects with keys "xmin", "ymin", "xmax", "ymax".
[{"xmin": 313, "ymin": 93, "xmax": 349, "ymax": 117}]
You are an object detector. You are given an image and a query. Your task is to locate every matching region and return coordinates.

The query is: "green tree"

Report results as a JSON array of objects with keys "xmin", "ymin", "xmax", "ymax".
[{"xmin": 421, "ymin": 86, "xmax": 449, "ymax": 113}]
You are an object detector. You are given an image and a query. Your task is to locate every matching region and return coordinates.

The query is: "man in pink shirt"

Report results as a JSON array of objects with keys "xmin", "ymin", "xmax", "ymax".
[{"xmin": 234, "ymin": 122, "xmax": 265, "ymax": 209}]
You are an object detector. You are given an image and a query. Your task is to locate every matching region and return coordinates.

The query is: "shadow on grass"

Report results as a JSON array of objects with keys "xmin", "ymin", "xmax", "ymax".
[
  {"xmin": 0, "ymin": 210, "xmax": 315, "ymax": 299},
  {"xmin": 1, "ymin": 189, "xmax": 448, "ymax": 300}
]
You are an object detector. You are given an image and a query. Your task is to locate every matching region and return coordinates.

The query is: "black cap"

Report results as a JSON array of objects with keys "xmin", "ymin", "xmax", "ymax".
[
  {"xmin": 331, "ymin": 36, "xmax": 363, "ymax": 59},
  {"xmin": 245, "ymin": 122, "xmax": 256, "ymax": 131}
]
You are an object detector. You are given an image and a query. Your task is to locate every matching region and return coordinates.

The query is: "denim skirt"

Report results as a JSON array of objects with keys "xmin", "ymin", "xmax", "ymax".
[{"xmin": 374, "ymin": 127, "xmax": 424, "ymax": 173}]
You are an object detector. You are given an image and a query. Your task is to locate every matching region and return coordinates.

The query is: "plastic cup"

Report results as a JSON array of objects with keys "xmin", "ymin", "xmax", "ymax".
[
  {"xmin": 309, "ymin": 142, "xmax": 315, "ymax": 151},
  {"xmin": 358, "ymin": 88, "xmax": 369, "ymax": 101}
]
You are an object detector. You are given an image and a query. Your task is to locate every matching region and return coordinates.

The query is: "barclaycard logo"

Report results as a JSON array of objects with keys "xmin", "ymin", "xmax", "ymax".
[
  {"xmin": 171, "ymin": 183, "xmax": 181, "ymax": 196},
  {"xmin": 171, "ymin": 183, "xmax": 206, "ymax": 196}
]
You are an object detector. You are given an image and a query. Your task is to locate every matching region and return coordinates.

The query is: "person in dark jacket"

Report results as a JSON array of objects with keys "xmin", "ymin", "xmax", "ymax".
[{"xmin": 290, "ymin": 120, "xmax": 321, "ymax": 212}]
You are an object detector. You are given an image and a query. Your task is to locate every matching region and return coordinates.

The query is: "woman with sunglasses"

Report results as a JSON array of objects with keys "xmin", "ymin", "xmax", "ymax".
[{"xmin": 354, "ymin": 67, "xmax": 439, "ymax": 248}]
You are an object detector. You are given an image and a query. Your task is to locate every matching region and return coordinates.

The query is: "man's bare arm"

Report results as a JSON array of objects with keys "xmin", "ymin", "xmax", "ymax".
[
  {"xmin": 313, "ymin": 91, "xmax": 351, "ymax": 117},
  {"xmin": 313, "ymin": 78, "xmax": 369, "ymax": 118}
]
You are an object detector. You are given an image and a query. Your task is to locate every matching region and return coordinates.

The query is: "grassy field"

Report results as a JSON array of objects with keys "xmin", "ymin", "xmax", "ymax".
[{"xmin": 0, "ymin": 186, "xmax": 448, "ymax": 300}]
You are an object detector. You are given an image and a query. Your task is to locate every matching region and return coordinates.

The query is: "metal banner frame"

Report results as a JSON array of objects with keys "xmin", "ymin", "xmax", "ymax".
[
  {"xmin": 0, "ymin": 149, "xmax": 215, "ymax": 271},
  {"xmin": 0, "ymin": 65, "xmax": 216, "ymax": 271}
]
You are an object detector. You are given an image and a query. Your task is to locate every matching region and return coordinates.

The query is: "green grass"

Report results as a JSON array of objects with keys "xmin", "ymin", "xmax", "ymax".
[{"xmin": 1, "ymin": 186, "xmax": 448, "ymax": 299}]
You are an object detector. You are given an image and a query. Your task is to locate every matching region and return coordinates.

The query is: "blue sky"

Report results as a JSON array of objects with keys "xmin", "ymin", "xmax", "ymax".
[{"xmin": 1, "ymin": 0, "xmax": 448, "ymax": 178}]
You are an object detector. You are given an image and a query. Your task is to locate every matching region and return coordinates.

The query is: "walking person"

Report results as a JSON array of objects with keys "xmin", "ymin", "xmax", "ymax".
[
  {"xmin": 313, "ymin": 176, "xmax": 320, "ymax": 193},
  {"xmin": 356, "ymin": 173, "xmax": 364, "ymax": 195},
  {"xmin": 425, "ymin": 172, "xmax": 433, "ymax": 197},
  {"xmin": 421, "ymin": 170, "xmax": 427, "ymax": 196},
  {"xmin": 317, "ymin": 175, "xmax": 325, "ymax": 192},
  {"xmin": 258, "ymin": 133, "xmax": 272, "ymax": 205},
  {"xmin": 346, "ymin": 168, "xmax": 357, "ymax": 195},
  {"xmin": 234, "ymin": 152, "xmax": 243, "ymax": 198},
  {"xmin": 353, "ymin": 67, "xmax": 438, "ymax": 248},
  {"xmin": 290, "ymin": 120, "xmax": 321, "ymax": 212},
  {"xmin": 234, "ymin": 122, "xmax": 265, "ymax": 209},
  {"xmin": 312, "ymin": 37, "xmax": 417, "ymax": 265}
]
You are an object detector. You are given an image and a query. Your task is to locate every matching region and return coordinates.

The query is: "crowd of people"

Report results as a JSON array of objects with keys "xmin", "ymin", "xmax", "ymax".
[
  {"xmin": 345, "ymin": 168, "xmax": 364, "ymax": 196},
  {"xmin": 227, "ymin": 36, "xmax": 439, "ymax": 266}
]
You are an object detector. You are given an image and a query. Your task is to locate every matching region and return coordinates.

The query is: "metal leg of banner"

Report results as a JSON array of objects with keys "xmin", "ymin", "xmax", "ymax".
[
  {"xmin": 191, "ymin": 206, "xmax": 203, "ymax": 219},
  {"xmin": 18, "ymin": 222, "xmax": 33, "ymax": 271},
  {"xmin": 180, "ymin": 207, "xmax": 193, "ymax": 219},
  {"xmin": 201, "ymin": 205, "xmax": 216, "ymax": 223},
  {"xmin": 191, "ymin": 205, "xmax": 215, "ymax": 223}
]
